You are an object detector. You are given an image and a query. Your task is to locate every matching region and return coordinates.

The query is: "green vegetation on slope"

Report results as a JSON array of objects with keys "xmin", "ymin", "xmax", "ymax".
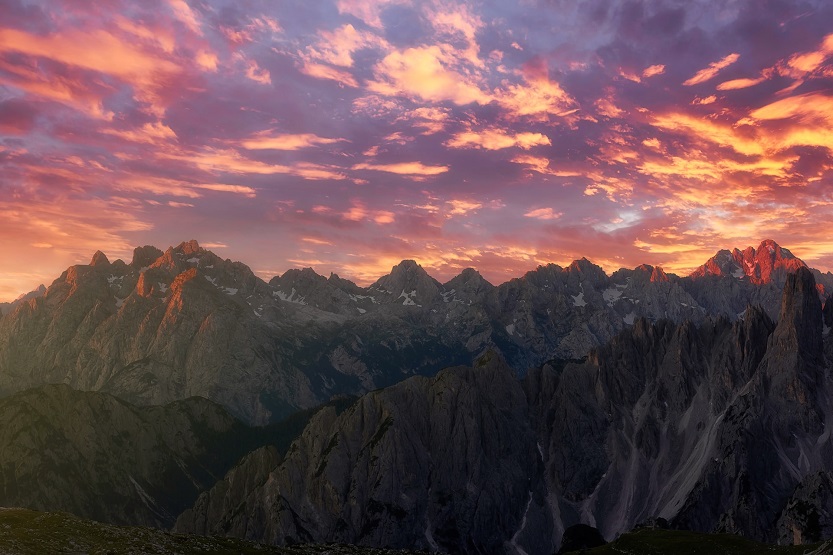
[
  {"xmin": 0, "ymin": 508, "xmax": 422, "ymax": 555},
  {"xmin": 585, "ymin": 528, "xmax": 833, "ymax": 555}
]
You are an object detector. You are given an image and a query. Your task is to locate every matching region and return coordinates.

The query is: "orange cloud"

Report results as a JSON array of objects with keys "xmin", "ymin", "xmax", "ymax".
[
  {"xmin": 398, "ymin": 106, "xmax": 450, "ymax": 134},
  {"xmin": 305, "ymin": 24, "xmax": 389, "ymax": 68},
  {"xmin": 717, "ymin": 76, "xmax": 767, "ymax": 90},
  {"xmin": 367, "ymin": 45, "xmax": 491, "ymax": 105},
  {"xmin": 103, "ymin": 122, "xmax": 178, "ymax": 144},
  {"xmin": 446, "ymin": 199, "xmax": 482, "ymax": 216},
  {"xmin": 168, "ymin": 0, "xmax": 203, "ymax": 35},
  {"xmin": 512, "ymin": 154, "xmax": 581, "ymax": 177},
  {"xmin": 241, "ymin": 132, "xmax": 345, "ymax": 150},
  {"xmin": 524, "ymin": 207, "xmax": 562, "ymax": 220},
  {"xmin": 244, "ymin": 59, "xmax": 271, "ymax": 85},
  {"xmin": 428, "ymin": 4, "xmax": 484, "ymax": 67},
  {"xmin": 161, "ymin": 148, "xmax": 347, "ymax": 180},
  {"xmin": 446, "ymin": 128, "xmax": 550, "ymax": 150},
  {"xmin": 341, "ymin": 201, "xmax": 395, "ymax": 224},
  {"xmin": 299, "ymin": 62, "xmax": 359, "ymax": 87},
  {"xmin": 0, "ymin": 27, "xmax": 182, "ymax": 115},
  {"xmin": 683, "ymin": 52, "xmax": 740, "ymax": 86},
  {"xmin": 643, "ymin": 64, "xmax": 665, "ymax": 78},
  {"xmin": 496, "ymin": 70, "xmax": 577, "ymax": 121},
  {"xmin": 352, "ymin": 161, "xmax": 449, "ymax": 177},
  {"xmin": 650, "ymin": 112, "xmax": 765, "ymax": 156}
]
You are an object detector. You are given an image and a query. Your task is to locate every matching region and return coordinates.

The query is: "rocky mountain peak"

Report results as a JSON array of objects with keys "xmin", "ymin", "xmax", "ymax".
[
  {"xmin": 691, "ymin": 239, "xmax": 806, "ymax": 284},
  {"xmin": 130, "ymin": 245, "xmax": 164, "ymax": 269},
  {"xmin": 631, "ymin": 264, "xmax": 670, "ymax": 284},
  {"xmin": 89, "ymin": 251, "xmax": 110, "ymax": 267},
  {"xmin": 650, "ymin": 266, "xmax": 669, "ymax": 283},
  {"xmin": 771, "ymin": 266, "xmax": 823, "ymax": 363},
  {"xmin": 370, "ymin": 260, "xmax": 441, "ymax": 304},
  {"xmin": 175, "ymin": 240, "xmax": 203, "ymax": 256}
]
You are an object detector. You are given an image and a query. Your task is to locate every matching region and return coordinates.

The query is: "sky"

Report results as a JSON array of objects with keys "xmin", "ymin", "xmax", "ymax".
[{"xmin": 1, "ymin": 0, "xmax": 833, "ymax": 300}]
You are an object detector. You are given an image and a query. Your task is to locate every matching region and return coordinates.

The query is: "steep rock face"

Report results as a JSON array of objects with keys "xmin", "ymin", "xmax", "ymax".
[
  {"xmin": 175, "ymin": 445, "xmax": 282, "ymax": 536},
  {"xmin": 673, "ymin": 267, "xmax": 831, "ymax": 542},
  {"xmin": 181, "ymin": 269, "xmax": 833, "ymax": 552},
  {"xmin": 0, "ymin": 384, "xmax": 252, "ymax": 528},
  {"xmin": 177, "ymin": 354, "xmax": 552, "ymax": 554},
  {"xmin": 777, "ymin": 471, "xmax": 833, "ymax": 545}
]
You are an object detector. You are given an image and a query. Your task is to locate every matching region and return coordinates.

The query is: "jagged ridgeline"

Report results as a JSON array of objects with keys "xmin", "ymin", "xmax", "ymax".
[
  {"xmin": 175, "ymin": 267, "xmax": 833, "ymax": 553},
  {"xmin": 1, "ymin": 240, "xmax": 833, "ymax": 553},
  {"xmin": 0, "ymin": 239, "xmax": 830, "ymax": 425}
]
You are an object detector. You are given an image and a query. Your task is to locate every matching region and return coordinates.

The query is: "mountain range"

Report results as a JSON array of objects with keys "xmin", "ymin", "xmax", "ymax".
[
  {"xmin": 1, "ymin": 239, "xmax": 833, "ymax": 552},
  {"xmin": 0, "ymin": 239, "xmax": 829, "ymax": 426},
  {"xmin": 175, "ymin": 266, "xmax": 833, "ymax": 552}
]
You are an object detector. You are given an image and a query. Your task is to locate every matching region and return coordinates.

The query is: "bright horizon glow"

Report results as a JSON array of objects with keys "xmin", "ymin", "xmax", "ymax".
[{"xmin": 1, "ymin": 1, "xmax": 833, "ymax": 299}]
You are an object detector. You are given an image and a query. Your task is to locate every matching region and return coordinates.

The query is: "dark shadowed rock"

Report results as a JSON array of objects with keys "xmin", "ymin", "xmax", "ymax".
[{"xmin": 557, "ymin": 524, "xmax": 606, "ymax": 553}]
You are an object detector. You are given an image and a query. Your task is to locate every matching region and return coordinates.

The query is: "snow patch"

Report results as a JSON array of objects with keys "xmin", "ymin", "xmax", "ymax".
[
  {"xmin": 107, "ymin": 275, "xmax": 124, "ymax": 284},
  {"xmin": 274, "ymin": 288, "xmax": 307, "ymax": 305},
  {"xmin": 114, "ymin": 296, "xmax": 126, "ymax": 308},
  {"xmin": 602, "ymin": 287, "xmax": 623, "ymax": 306},
  {"xmin": 357, "ymin": 308, "xmax": 366, "ymax": 314},
  {"xmin": 623, "ymin": 312, "xmax": 636, "ymax": 325},
  {"xmin": 205, "ymin": 276, "xmax": 217, "ymax": 285},
  {"xmin": 157, "ymin": 283, "xmax": 168, "ymax": 293},
  {"xmin": 441, "ymin": 290, "xmax": 457, "ymax": 303},
  {"xmin": 399, "ymin": 289, "xmax": 417, "ymax": 306},
  {"xmin": 824, "ymin": 324, "xmax": 830, "ymax": 337},
  {"xmin": 572, "ymin": 291, "xmax": 587, "ymax": 307},
  {"xmin": 186, "ymin": 257, "xmax": 200, "ymax": 264},
  {"xmin": 731, "ymin": 266, "xmax": 745, "ymax": 279},
  {"xmin": 505, "ymin": 323, "xmax": 516, "ymax": 336},
  {"xmin": 223, "ymin": 287, "xmax": 238, "ymax": 295}
]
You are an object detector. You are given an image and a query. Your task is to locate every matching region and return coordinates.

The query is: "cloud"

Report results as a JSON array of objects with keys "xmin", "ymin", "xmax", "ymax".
[
  {"xmin": 103, "ymin": 122, "xmax": 178, "ymax": 145},
  {"xmin": 446, "ymin": 199, "xmax": 482, "ymax": 216},
  {"xmin": 335, "ymin": 0, "xmax": 408, "ymax": 29},
  {"xmin": 524, "ymin": 207, "xmax": 562, "ymax": 220},
  {"xmin": 240, "ymin": 132, "xmax": 345, "ymax": 150},
  {"xmin": 446, "ymin": 128, "xmax": 550, "ymax": 150},
  {"xmin": 352, "ymin": 161, "xmax": 449, "ymax": 177},
  {"xmin": 683, "ymin": 53, "xmax": 740, "ymax": 86},
  {"xmin": 643, "ymin": 64, "xmax": 665, "ymax": 78},
  {"xmin": 367, "ymin": 45, "xmax": 492, "ymax": 105},
  {"xmin": 511, "ymin": 154, "xmax": 581, "ymax": 177},
  {"xmin": 305, "ymin": 24, "xmax": 388, "ymax": 68},
  {"xmin": 160, "ymin": 148, "xmax": 348, "ymax": 180},
  {"xmin": 299, "ymin": 62, "xmax": 360, "ymax": 87},
  {"xmin": 0, "ymin": 26, "xmax": 182, "ymax": 115},
  {"xmin": 168, "ymin": 0, "xmax": 202, "ymax": 35}
]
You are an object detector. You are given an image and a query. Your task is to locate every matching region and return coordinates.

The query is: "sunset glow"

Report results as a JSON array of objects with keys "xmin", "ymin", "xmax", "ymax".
[{"xmin": 2, "ymin": 0, "xmax": 833, "ymax": 299}]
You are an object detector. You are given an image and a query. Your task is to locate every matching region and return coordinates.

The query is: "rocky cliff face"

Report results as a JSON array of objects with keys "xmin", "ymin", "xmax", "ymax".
[
  {"xmin": 0, "ymin": 239, "xmax": 826, "ymax": 426},
  {"xmin": 177, "ymin": 267, "xmax": 833, "ymax": 552},
  {"xmin": 0, "ymin": 384, "xmax": 252, "ymax": 528}
]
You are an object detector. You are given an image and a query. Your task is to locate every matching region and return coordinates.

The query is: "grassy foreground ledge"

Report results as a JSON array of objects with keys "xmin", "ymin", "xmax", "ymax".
[{"xmin": 0, "ymin": 508, "xmax": 421, "ymax": 555}]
